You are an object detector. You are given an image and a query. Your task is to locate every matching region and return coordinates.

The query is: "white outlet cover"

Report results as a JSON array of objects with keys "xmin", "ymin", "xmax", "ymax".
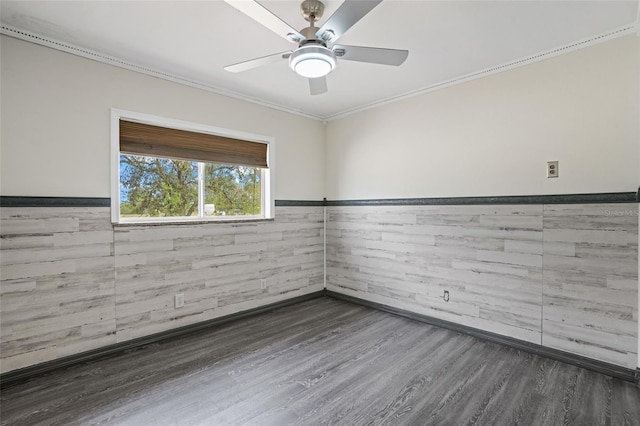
[
  {"xmin": 174, "ymin": 293, "xmax": 185, "ymax": 308},
  {"xmin": 547, "ymin": 161, "xmax": 559, "ymax": 178}
]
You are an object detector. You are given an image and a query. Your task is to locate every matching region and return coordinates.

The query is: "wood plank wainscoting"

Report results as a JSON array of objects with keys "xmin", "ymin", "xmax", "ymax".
[
  {"xmin": 327, "ymin": 196, "xmax": 639, "ymax": 373},
  {"xmin": 0, "ymin": 199, "xmax": 324, "ymax": 375},
  {"xmin": 1, "ymin": 193, "xmax": 638, "ymax": 387}
]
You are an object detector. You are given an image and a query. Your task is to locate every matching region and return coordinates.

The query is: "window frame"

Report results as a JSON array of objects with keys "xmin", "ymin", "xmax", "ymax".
[{"xmin": 110, "ymin": 109, "xmax": 274, "ymax": 224}]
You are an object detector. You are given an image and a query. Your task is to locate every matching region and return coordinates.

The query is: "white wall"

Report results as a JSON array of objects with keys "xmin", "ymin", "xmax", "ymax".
[
  {"xmin": 325, "ymin": 35, "xmax": 639, "ymax": 200},
  {"xmin": 0, "ymin": 35, "xmax": 325, "ymax": 200}
]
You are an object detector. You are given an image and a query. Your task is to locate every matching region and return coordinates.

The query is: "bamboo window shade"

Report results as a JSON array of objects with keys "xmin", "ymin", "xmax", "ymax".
[{"xmin": 119, "ymin": 120, "xmax": 268, "ymax": 168}]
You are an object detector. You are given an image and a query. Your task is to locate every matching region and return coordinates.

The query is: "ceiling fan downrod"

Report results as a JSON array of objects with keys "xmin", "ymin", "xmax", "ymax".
[{"xmin": 299, "ymin": 0, "xmax": 326, "ymax": 44}]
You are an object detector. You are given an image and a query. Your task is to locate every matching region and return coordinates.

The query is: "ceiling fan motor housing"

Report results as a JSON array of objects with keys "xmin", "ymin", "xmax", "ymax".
[{"xmin": 291, "ymin": 1, "xmax": 336, "ymax": 81}]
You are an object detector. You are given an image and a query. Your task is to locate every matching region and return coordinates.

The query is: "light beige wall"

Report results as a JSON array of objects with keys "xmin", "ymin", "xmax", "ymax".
[
  {"xmin": 325, "ymin": 35, "xmax": 640, "ymax": 200},
  {"xmin": 0, "ymin": 35, "xmax": 325, "ymax": 200}
]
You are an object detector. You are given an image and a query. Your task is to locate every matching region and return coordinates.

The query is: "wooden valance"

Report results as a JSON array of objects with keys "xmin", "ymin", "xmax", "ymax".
[{"xmin": 120, "ymin": 120, "xmax": 268, "ymax": 168}]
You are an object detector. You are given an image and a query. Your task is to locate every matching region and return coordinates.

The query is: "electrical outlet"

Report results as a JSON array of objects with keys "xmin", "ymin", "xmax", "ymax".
[
  {"xmin": 174, "ymin": 293, "xmax": 185, "ymax": 308},
  {"xmin": 260, "ymin": 279, "xmax": 267, "ymax": 290},
  {"xmin": 443, "ymin": 290, "xmax": 450, "ymax": 302},
  {"xmin": 547, "ymin": 161, "xmax": 559, "ymax": 178}
]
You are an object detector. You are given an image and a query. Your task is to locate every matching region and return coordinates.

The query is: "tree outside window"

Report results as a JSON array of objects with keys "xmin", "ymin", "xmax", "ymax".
[{"xmin": 120, "ymin": 154, "xmax": 262, "ymax": 219}]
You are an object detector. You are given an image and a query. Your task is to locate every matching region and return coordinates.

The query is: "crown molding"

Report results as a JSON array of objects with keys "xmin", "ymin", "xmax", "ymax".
[
  {"xmin": 1, "ymin": 21, "xmax": 637, "ymax": 122},
  {"xmin": 324, "ymin": 23, "xmax": 638, "ymax": 121},
  {"xmin": 0, "ymin": 24, "xmax": 323, "ymax": 121}
]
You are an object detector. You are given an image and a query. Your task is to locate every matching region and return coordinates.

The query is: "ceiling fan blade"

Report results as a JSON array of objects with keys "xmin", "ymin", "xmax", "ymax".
[
  {"xmin": 309, "ymin": 76, "xmax": 328, "ymax": 95},
  {"xmin": 333, "ymin": 45, "xmax": 408, "ymax": 66},
  {"xmin": 224, "ymin": 51, "xmax": 292, "ymax": 73},
  {"xmin": 224, "ymin": 0, "xmax": 305, "ymax": 43},
  {"xmin": 315, "ymin": 0, "xmax": 382, "ymax": 43}
]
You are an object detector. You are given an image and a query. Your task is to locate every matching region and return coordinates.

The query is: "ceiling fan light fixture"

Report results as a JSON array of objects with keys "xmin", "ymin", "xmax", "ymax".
[{"xmin": 289, "ymin": 45, "xmax": 336, "ymax": 78}]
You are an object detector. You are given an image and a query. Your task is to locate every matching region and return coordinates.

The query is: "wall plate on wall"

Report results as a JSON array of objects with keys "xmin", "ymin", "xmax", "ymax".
[
  {"xmin": 174, "ymin": 293, "xmax": 185, "ymax": 308},
  {"xmin": 547, "ymin": 161, "xmax": 559, "ymax": 178}
]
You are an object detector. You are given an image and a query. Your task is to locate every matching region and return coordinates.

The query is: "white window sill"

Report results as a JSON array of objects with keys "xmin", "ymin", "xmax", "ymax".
[{"xmin": 113, "ymin": 217, "xmax": 274, "ymax": 227}]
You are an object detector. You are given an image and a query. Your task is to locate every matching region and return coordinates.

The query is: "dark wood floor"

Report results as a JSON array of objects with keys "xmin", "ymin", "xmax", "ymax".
[{"xmin": 1, "ymin": 297, "xmax": 639, "ymax": 425}]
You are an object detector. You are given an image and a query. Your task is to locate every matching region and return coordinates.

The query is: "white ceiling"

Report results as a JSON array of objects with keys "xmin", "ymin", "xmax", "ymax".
[{"xmin": 1, "ymin": 1, "xmax": 638, "ymax": 120}]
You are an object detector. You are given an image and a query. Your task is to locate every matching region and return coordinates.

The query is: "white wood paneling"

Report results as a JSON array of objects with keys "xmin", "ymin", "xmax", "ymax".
[
  {"xmin": 542, "ymin": 204, "xmax": 638, "ymax": 368},
  {"xmin": 327, "ymin": 203, "xmax": 639, "ymax": 368},
  {"xmin": 0, "ymin": 207, "xmax": 116, "ymax": 373},
  {"xmin": 0, "ymin": 206, "xmax": 323, "ymax": 373},
  {"xmin": 327, "ymin": 205, "xmax": 545, "ymax": 344},
  {"xmin": 1, "ymin": 202, "xmax": 636, "ymax": 373}
]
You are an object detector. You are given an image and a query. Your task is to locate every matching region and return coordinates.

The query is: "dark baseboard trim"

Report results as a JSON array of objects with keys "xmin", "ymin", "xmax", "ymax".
[
  {"xmin": 0, "ymin": 196, "xmax": 111, "ymax": 208},
  {"xmin": 275, "ymin": 200, "xmax": 326, "ymax": 207},
  {"xmin": 0, "ymin": 291, "xmax": 325, "ymax": 388},
  {"xmin": 325, "ymin": 291, "xmax": 637, "ymax": 383},
  {"xmin": 1, "ymin": 290, "xmax": 636, "ymax": 387},
  {"xmin": 325, "ymin": 192, "xmax": 638, "ymax": 207}
]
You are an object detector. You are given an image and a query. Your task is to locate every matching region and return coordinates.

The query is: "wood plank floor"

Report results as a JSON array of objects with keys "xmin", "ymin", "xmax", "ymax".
[{"xmin": 1, "ymin": 297, "xmax": 639, "ymax": 425}]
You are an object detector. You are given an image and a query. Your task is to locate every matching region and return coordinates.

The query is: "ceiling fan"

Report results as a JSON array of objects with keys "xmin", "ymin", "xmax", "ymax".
[{"xmin": 224, "ymin": 0, "xmax": 409, "ymax": 95}]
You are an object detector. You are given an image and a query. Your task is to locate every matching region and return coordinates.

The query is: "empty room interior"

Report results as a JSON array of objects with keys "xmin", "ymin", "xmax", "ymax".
[{"xmin": 1, "ymin": 0, "xmax": 639, "ymax": 424}]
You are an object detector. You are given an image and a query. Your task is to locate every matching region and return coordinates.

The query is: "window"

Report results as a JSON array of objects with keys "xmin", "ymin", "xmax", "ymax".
[{"xmin": 111, "ymin": 109, "xmax": 274, "ymax": 223}]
